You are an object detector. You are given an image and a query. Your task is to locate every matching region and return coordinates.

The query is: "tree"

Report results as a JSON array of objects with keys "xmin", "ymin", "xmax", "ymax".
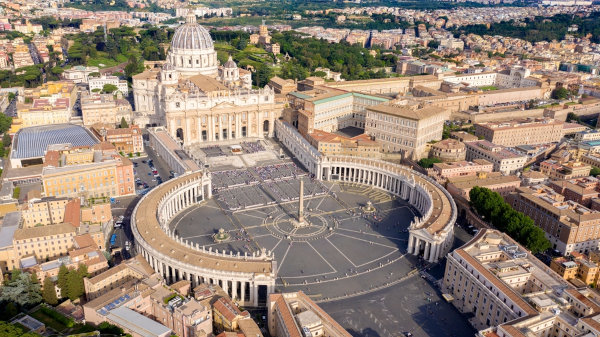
[
  {"xmin": 469, "ymin": 187, "xmax": 551, "ymax": 253},
  {"xmin": 417, "ymin": 157, "xmax": 442, "ymax": 168},
  {"xmin": 1, "ymin": 134, "xmax": 10, "ymax": 148},
  {"xmin": 57, "ymin": 264, "xmax": 69, "ymax": 296},
  {"xmin": 253, "ymin": 64, "xmax": 273, "ymax": 87},
  {"xmin": 0, "ymin": 114, "xmax": 11, "ymax": 134},
  {"xmin": 102, "ymin": 83, "xmax": 118, "ymax": 94},
  {"xmin": 591, "ymin": 166, "xmax": 600, "ymax": 177},
  {"xmin": 566, "ymin": 112, "xmax": 581, "ymax": 123},
  {"xmin": 42, "ymin": 277, "xmax": 58, "ymax": 305},
  {"xmin": 66, "ymin": 270, "xmax": 83, "ymax": 301},
  {"xmin": 120, "ymin": 117, "xmax": 129, "ymax": 129},
  {"xmin": 77, "ymin": 263, "xmax": 88, "ymax": 278},
  {"xmin": 236, "ymin": 38, "xmax": 248, "ymax": 50},
  {"xmin": 0, "ymin": 272, "xmax": 42, "ymax": 307},
  {"xmin": 551, "ymin": 87, "xmax": 569, "ymax": 100}
]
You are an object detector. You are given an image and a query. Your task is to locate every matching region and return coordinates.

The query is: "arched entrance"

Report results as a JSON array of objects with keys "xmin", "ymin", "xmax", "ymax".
[
  {"xmin": 263, "ymin": 120, "xmax": 269, "ymax": 136},
  {"xmin": 176, "ymin": 128, "xmax": 184, "ymax": 144}
]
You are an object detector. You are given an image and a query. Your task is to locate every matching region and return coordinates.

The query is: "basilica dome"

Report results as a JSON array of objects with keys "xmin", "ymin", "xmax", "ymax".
[
  {"xmin": 171, "ymin": 14, "xmax": 214, "ymax": 51},
  {"xmin": 166, "ymin": 13, "xmax": 218, "ymax": 77}
]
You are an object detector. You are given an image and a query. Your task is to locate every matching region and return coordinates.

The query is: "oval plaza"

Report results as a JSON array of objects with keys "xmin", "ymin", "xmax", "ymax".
[{"xmin": 131, "ymin": 124, "xmax": 456, "ymax": 306}]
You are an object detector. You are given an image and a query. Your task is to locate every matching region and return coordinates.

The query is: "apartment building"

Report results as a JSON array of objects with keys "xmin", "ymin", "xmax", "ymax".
[
  {"xmin": 62, "ymin": 66, "xmax": 101, "ymax": 83},
  {"xmin": 81, "ymin": 92, "xmax": 133, "ymax": 126},
  {"xmin": 84, "ymin": 255, "xmax": 157, "ymax": 300},
  {"xmin": 306, "ymin": 129, "xmax": 381, "ymax": 159},
  {"xmin": 91, "ymin": 124, "xmax": 144, "ymax": 155},
  {"xmin": 474, "ymin": 118, "xmax": 564, "ymax": 147},
  {"xmin": 268, "ymin": 291, "xmax": 351, "ymax": 337},
  {"xmin": 88, "ymin": 74, "xmax": 129, "ymax": 95},
  {"xmin": 429, "ymin": 138, "xmax": 466, "ymax": 162},
  {"xmin": 549, "ymin": 176, "xmax": 600, "ymax": 208},
  {"xmin": 446, "ymin": 171, "xmax": 521, "ymax": 201},
  {"xmin": 443, "ymin": 229, "xmax": 600, "ymax": 336},
  {"xmin": 17, "ymin": 98, "xmax": 72, "ymax": 128},
  {"xmin": 540, "ymin": 159, "xmax": 591, "ymax": 180},
  {"xmin": 21, "ymin": 197, "xmax": 70, "ymax": 227},
  {"xmin": 13, "ymin": 223, "xmax": 77, "ymax": 262},
  {"xmin": 42, "ymin": 143, "xmax": 135, "ymax": 199},
  {"xmin": 213, "ymin": 297, "xmax": 250, "ymax": 332},
  {"xmin": 550, "ymin": 253, "xmax": 600, "ymax": 286},
  {"xmin": 430, "ymin": 159, "xmax": 493, "ymax": 180},
  {"xmin": 508, "ymin": 185, "xmax": 600, "ymax": 254},
  {"xmin": 25, "ymin": 246, "xmax": 109, "ymax": 283},
  {"xmin": 364, "ymin": 102, "xmax": 449, "ymax": 159},
  {"xmin": 464, "ymin": 140, "xmax": 528, "ymax": 175},
  {"xmin": 17, "ymin": 81, "xmax": 77, "ymax": 127},
  {"xmin": 149, "ymin": 285, "xmax": 213, "ymax": 337}
]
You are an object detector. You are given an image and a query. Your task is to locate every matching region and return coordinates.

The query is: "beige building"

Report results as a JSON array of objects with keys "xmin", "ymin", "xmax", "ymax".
[
  {"xmin": 13, "ymin": 223, "xmax": 77, "ymax": 262},
  {"xmin": 430, "ymin": 138, "xmax": 466, "ymax": 162},
  {"xmin": 42, "ymin": 143, "xmax": 135, "ymax": 199},
  {"xmin": 91, "ymin": 124, "xmax": 144, "ymax": 154},
  {"xmin": 307, "ymin": 129, "xmax": 381, "ymax": 159},
  {"xmin": 540, "ymin": 159, "xmax": 591, "ymax": 180},
  {"xmin": 364, "ymin": 102, "xmax": 449, "ymax": 159},
  {"xmin": 21, "ymin": 197, "xmax": 70, "ymax": 227},
  {"xmin": 268, "ymin": 291, "xmax": 351, "ymax": 337},
  {"xmin": 17, "ymin": 81, "xmax": 77, "ymax": 128},
  {"xmin": 430, "ymin": 159, "xmax": 493, "ymax": 181},
  {"xmin": 84, "ymin": 255, "xmax": 157, "ymax": 300},
  {"xmin": 446, "ymin": 171, "xmax": 521, "ymax": 201},
  {"xmin": 443, "ymin": 229, "xmax": 600, "ymax": 336},
  {"xmin": 81, "ymin": 92, "xmax": 133, "ymax": 127},
  {"xmin": 268, "ymin": 76, "xmax": 296, "ymax": 95},
  {"xmin": 287, "ymin": 88, "xmax": 389, "ymax": 136},
  {"xmin": 464, "ymin": 140, "xmax": 528, "ymax": 175},
  {"xmin": 474, "ymin": 118, "xmax": 565, "ymax": 147},
  {"xmin": 508, "ymin": 185, "xmax": 600, "ymax": 255}
]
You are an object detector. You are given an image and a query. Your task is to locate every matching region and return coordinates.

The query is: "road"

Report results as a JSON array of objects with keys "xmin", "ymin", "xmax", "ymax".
[
  {"xmin": 4, "ymin": 98, "xmax": 16, "ymax": 117},
  {"xmin": 107, "ymin": 142, "xmax": 173, "ymax": 264}
]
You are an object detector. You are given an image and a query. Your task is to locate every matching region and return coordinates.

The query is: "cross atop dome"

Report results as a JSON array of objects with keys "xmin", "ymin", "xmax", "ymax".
[{"xmin": 186, "ymin": 12, "xmax": 197, "ymax": 24}]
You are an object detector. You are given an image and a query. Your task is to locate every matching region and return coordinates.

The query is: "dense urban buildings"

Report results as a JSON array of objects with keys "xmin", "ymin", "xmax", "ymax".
[{"xmin": 3, "ymin": 1, "xmax": 600, "ymax": 336}]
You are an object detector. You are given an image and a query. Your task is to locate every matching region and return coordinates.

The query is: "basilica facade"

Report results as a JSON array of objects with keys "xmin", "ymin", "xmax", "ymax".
[{"xmin": 132, "ymin": 14, "xmax": 283, "ymax": 145}]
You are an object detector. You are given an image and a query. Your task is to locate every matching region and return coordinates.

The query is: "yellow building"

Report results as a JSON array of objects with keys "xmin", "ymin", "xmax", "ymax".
[
  {"xmin": 307, "ymin": 129, "xmax": 381, "ymax": 159},
  {"xmin": 213, "ymin": 296, "xmax": 250, "ymax": 332},
  {"xmin": 13, "ymin": 223, "xmax": 77, "ymax": 262},
  {"xmin": 21, "ymin": 197, "xmax": 70, "ymax": 227},
  {"xmin": 549, "ymin": 254, "xmax": 599, "ymax": 286},
  {"xmin": 16, "ymin": 81, "xmax": 77, "ymax": 128},
  {"xmin": 42, "ymin": 143, "xmax": 135, "ymax": 199},
  {"xmin": 550, "ymin": 258, "xmax": 579, "ymax": 280}
]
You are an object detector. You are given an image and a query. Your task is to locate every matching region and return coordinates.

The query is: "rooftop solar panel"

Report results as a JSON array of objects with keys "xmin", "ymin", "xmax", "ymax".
[{"xmin": 12, "ymin": 124, "xmax": 98, "ymax": 159}]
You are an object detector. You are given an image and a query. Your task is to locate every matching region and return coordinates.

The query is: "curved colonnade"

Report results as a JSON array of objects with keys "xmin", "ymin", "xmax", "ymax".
[
  {"xmin": 131, "ymin": 171, "xmax": 277, "ymax": 307},
  {"xmin": 131, "ymin": 147, "xmax": 457, "ymax": 309},
  {"xmin": 319, "ymin": 156, "xmax": 457, "ymax": 263}
]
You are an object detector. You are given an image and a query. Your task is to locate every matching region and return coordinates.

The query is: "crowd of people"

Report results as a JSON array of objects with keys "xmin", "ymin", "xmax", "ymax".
[
  {"xmin": 253, "ymin": 163, "xmax": 305, "ymax": 182},
  {"xmin": 240, "ymin": 141, "xmax": 265, "ymax": 154},
  {"xmin": 212, "ymin": 169, "xmax": 258, "ymax": 191}
]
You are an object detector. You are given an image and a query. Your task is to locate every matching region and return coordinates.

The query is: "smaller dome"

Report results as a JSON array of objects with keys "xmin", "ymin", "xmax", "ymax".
[{"xmin": 224, "ymin": 56, "xmax": 237, "ymax": 69}]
